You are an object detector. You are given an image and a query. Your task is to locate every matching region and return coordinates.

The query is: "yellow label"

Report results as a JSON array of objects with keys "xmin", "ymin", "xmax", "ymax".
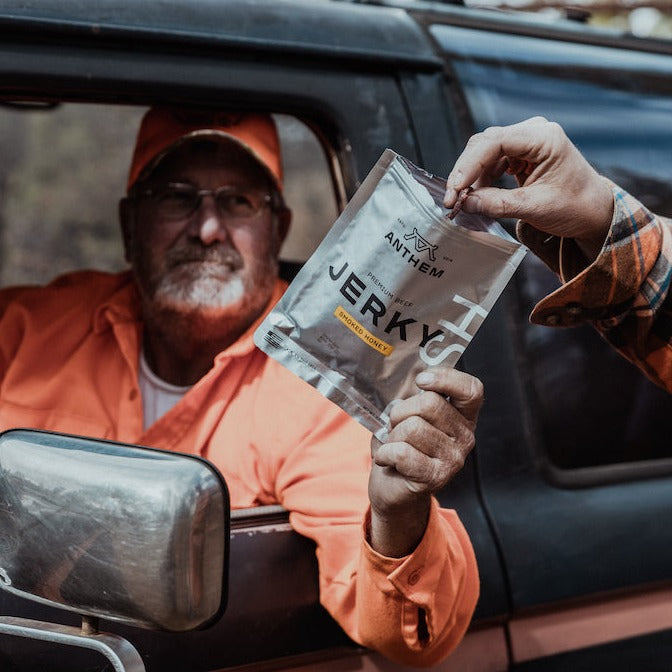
[{"xmin": 334, "ymin": 306, "xmax": 394, "ymax": 356}]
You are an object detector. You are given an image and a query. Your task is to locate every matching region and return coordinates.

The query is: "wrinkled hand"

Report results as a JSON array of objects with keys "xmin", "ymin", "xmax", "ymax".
[
  {"xmin": 368, "ymin": 367, "xmax": 483, "ymax": 557},
  {"xmin": 443, "ymin": 116, "xmax": 614, "ymax": 261}
]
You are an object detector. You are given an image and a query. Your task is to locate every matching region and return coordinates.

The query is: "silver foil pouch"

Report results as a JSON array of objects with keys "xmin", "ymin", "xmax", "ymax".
[{"xmin": 254, "ymin": 149, "xmax": 527, "ymax": 439}]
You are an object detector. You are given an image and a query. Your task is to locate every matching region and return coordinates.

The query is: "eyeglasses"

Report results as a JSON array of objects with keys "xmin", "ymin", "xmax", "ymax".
[{"xmin": 136, "ymin": 182, "xmax": 275, "ymax": 221}]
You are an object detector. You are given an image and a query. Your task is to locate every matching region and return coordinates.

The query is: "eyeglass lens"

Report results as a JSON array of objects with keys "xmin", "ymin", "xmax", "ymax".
[{"xmin": 152, "ymin": 183, "xmax": 270, "ymax": 220}]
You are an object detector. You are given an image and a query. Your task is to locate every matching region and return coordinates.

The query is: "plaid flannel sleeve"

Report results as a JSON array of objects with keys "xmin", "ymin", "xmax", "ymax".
[{"xmin": 517, "ymin": 180, "xmax": 672, "ymax": 393}]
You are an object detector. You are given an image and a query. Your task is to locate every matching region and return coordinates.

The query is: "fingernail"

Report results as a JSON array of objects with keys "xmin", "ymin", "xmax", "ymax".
[
  {"xmin": 416, "ymin": 372, "xmax": 434, "ymax": 386},
  {"xmin": 443, "ymin": 188, "xmax": 456, "ymax": 207}
]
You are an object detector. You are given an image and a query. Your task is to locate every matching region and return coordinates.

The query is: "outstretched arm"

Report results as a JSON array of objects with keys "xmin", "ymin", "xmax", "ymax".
[
  {"xmin": 368, "ymin": 367, "xmax": 483, "ymax": 558},
  {"xmin": 277, "ymin": 366, "xmax": 482, "ymax": 666},
  {"xmin": 443, "ymin": 116, "xmax": 614, "ymax": 262},
  {"xmin": 443, "ymin": 116, "xmax": 672, "ymax": 393}
]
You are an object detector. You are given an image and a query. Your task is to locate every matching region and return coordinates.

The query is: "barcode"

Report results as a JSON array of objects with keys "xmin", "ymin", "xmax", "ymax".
[{"xmin": 264, "ymin": 330, "xmax": 283, "ymax": 349}]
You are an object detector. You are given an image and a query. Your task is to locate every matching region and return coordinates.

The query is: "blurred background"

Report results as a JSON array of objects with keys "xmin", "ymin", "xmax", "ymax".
[
  {"xmin": 0, "ymin": 104, "xmax": 337, "ymax": 286},
  {"xmin": 1, "ymin": 0, "xmax": 671, "ymax": 287},
  {"xmin": 465, "ymin": 0, "xmax": 672, "ymax": 37}
]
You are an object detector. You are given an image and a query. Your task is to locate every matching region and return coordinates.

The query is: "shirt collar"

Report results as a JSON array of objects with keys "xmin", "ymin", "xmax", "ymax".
[{"xmin": 92, "ymin": 271, "xmax": 142, "ymax": 334}]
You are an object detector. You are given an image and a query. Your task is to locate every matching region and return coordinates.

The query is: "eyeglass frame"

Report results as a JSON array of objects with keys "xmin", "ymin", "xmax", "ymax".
[{"xmin": 129, "ymin": 181, "xmax": 286, "ymax": 221}]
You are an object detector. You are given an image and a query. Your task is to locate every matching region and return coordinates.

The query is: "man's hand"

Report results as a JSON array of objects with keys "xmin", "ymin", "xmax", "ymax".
[
  {"xmin": 443, "ymin": 116, "xmax": 614, "ymax": 262},
  {"xmin": 368, "ymin": 368, "xmax": 483, "ymax": 558}
]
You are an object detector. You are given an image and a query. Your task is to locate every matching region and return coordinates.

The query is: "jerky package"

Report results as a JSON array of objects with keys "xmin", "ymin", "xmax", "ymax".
[{"xmin": 254, "ymin": 149, "xmax": 526, "ymax": 439}]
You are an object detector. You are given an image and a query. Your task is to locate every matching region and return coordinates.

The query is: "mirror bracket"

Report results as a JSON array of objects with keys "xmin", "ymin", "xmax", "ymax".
[{"xmin": 0, "ymin": 616, "xmax": 145, "ymax": 672}]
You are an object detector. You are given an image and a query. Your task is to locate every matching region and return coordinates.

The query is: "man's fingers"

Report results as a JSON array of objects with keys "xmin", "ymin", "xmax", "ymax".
[
  {"xmin": 387, "ymin": 393, "xmax": 470, "ymax": 446},
  {"xmin": 373, "ymin": 439, "xmax": 466, "ymax": 492},
  {"xmin": 459, "ymin": 183, "xmax": 548, "ymax": 222},
  {"xmin": 369, "ymin": 369, "xmax": 481, "ymax": 505},
  {"xmin": 413, "ymin": 368, "xmax": 484, "ymax": 423},
  {"xmin": 386, "ymin": 411, "xmax": 464, "ymax": 455},
  {"xmin": 444, "ymin": 116, "xmax": 555, "ymax": 206}
]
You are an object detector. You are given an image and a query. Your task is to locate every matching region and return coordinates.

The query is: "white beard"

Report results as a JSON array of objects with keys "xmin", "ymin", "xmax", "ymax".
[
  {"xmin": 138, "ymin": 255, "xmax": 278, "ymax": 345},
  {"xmin": 153, "ymin": 264, "xmax": 247, "ymax": 311}
]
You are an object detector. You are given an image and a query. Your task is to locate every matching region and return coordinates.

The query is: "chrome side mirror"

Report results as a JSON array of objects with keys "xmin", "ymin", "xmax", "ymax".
[{"xmin": 0, "ymin": 428, "xmax": 229, "ymax": 670}]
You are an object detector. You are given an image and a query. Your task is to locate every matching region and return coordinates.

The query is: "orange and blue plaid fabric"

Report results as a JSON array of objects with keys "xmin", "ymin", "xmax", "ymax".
[{"xmin": 518, "ymin": 180, "xmax": 672, "ymax": 393}]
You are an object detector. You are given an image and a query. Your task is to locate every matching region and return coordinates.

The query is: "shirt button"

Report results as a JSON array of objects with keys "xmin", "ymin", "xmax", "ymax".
[
  {"xmin": 129, "ymin": 389, "xmax": 138, "ymax": 401},
  {"xmin": 408, "ymin": 569, "xmax": 422, "ymax": 586}
]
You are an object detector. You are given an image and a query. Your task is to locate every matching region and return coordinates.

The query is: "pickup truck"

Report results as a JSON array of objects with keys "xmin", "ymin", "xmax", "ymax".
[{"xmin": 0, "ymin": 1, "xmax": 671, "ymax": 670}]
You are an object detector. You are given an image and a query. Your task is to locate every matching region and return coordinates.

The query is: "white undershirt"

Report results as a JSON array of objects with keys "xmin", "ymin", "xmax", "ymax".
[{"xmin": 138, "ymin": 350, "xmax": 192, "ymax": 430}]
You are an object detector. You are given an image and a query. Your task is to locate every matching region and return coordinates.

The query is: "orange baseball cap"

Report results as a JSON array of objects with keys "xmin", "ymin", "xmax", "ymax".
[{"xmin": 127, "ymin": 107, "xmax": 283, "ymax": 193}]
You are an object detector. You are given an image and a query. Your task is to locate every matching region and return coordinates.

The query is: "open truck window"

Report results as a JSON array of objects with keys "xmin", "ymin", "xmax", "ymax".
[{"xmin": 0, "ymin": 103, "xmax": 338, "ymax": 287}]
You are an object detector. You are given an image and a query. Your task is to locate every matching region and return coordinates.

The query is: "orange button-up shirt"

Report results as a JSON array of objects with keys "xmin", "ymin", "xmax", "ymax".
[{"xmin": 0, "ymin": 270, "xmax": 478, "ymax": 666}]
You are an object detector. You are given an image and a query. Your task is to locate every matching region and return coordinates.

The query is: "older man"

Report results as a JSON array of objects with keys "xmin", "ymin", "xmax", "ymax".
[{"xmin": 0, "ymin": 107, "xmax": 481, "ymax": 665}]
